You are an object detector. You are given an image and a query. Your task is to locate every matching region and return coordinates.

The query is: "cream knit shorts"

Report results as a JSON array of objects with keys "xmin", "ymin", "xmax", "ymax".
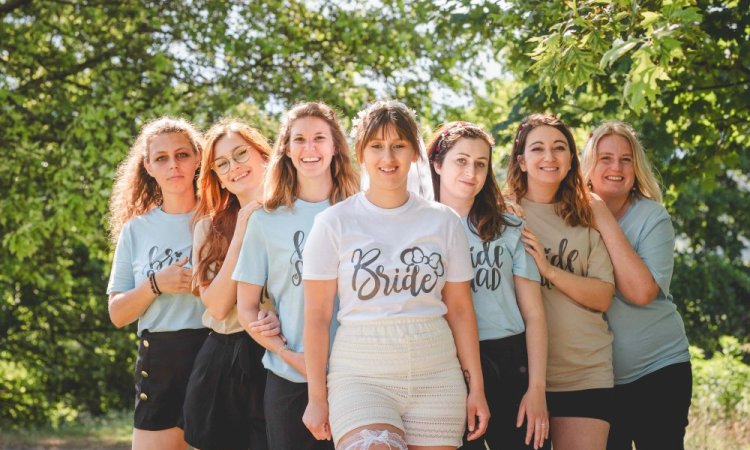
[{"xmin": 327, "ymin": 316, "xmax": 467, "ymax": 447}]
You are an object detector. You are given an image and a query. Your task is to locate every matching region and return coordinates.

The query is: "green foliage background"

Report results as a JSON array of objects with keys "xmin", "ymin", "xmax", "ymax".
[{"xmin": 1, "ymin": 0, "xmax": 748, "ymax": 428}]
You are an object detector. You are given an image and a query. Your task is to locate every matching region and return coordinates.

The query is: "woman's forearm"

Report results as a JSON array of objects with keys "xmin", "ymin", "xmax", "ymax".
[
  {"xmin": 595, "ymin": 213, "xmax": 659, "ymax": 305},
  {"xmin": 303, "ymin": 280, "xmax": 336, "ymax": 400},
  {"xmin": 194, "ymin": 222, "xmax": 246, "ymax": 321},
  {"xmin": 443, "ymin": 281, "xmax": 484, "ymax": 394},
  {"xmin": 237, "ymin": 282, "xmax": 285, "ymax": 351},
  {"xmin": 515, "ymin": 276, "xmax": 547, "ymax": 389},
  {"xmin": 546, "ymin": 267, "xmax": 614, "ymax": 312},
  {"xmin": 108, "ymin": 281, "xmax": 157, "ymax": 328}
]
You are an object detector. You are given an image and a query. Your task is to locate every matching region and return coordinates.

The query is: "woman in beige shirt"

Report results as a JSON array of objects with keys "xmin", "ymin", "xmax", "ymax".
[{"xmin": 505, "ymin": 114, "xmax": 615, "ymax": 450}]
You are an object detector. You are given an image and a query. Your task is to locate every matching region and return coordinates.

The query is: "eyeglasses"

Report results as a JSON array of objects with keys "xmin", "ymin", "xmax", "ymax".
[{"xmin": 211, "ymin": 146, "xmax": 252, "ymax": 175}]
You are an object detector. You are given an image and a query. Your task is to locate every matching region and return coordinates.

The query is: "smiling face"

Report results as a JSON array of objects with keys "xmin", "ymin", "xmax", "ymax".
[
  {"xmin": 435, "ymin": 137, "xmax": 490, "ymax": 206},
  {"xmin": 590, "ymin": 133, "xmax": 635, "ymax": 201},
  {"xmin": 519, "ymin": 125, "xmax": 572, "ymax": 190},
  {"xmin": 144, "ymin": 132, "xmax": 200, "ymax": 197},
  {"xmin": 212, "ymin": 132, "xmax": 266, "ymax": 197},
  {"xmin": 361, "ymin": 124, "xmax": 418, "ymax": 195},
  {"xmin": 286, "ymin": 116, "xmax": 335, "ymax": 182}
]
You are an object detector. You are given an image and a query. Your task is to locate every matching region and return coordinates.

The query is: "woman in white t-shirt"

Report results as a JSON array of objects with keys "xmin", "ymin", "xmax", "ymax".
[
  {"xmin": 428, "ymin": 121, "xmax": 549, "ymax": 450},
  {"xmin": 107, "ymin": 117, "xmax": 209, "ymax": 450},
  {"xmin": 505, "ymin": 114, "xmax": 615, "ymax": 450},
  {"xmin": 302, "ymin": 100, "xmax": 489, "ymax": 450},
  {"xmin": 233, "ymin": 102, "xmax": 359, "ymax": 450}
]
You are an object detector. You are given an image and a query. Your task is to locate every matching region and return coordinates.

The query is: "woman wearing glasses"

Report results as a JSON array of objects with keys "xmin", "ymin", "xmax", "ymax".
[
  {"xmin": 183, "ymin": 120, "xmax": 281, "ymax": 450},
  {"xmin": 107, "ymin": 117, "xmax": 209, "ymax": 450}
]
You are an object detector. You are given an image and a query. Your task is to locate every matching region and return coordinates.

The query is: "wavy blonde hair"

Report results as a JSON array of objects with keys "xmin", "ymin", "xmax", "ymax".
[
  {"xmin": 505, "ymin": 113, "xmax": 593, "ymax": 227},
  {"xmin": 108, "ymin": 117, "xmax": 202, "ymax": 244},
  {"xmin": 193, "ymin": 120, "xmax": 272, "ymax": 288},
  {"xmin": 264, "ymin": 101, "xmax": 359, "ymax": 210},
  {"xmin": 581, "ymin": 120, "xmax": 663, "ymax": 203}
]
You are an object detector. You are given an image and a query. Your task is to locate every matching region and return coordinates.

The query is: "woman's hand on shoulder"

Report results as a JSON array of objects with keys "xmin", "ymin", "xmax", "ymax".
[
  {"xmin": 232, "ymin": 200, "xmax": 262, "ymax": 239},
  {"xmin": 504, "ymin": 196, "xmax": 526, "ymax": 219},
  {"xmin": 521, "ymin": 227, "xmax": 552, "ymax": 279},
  {"xmin": 588, "ymin": 192, "xmax": 611, "ymax": 230}
]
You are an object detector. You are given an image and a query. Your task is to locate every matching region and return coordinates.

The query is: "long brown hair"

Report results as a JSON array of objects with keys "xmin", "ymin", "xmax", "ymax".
[
  {"xmin": 427, "ymin": 121, "xmax": 518, "ymax": 242},
  {"xmin": 108, "ymin": 116, "xmax": 202, "ymax": 243},
  {"xmin": 193, "ymin": 120, "xmax": 272, "ymax": 289},
  {"xmin": 264, "ymin": 101, "xmax": 359, "ymax": 210},
  {"xmin": 505, "ymin": 113, "xmax": 593, "ymax": 227}
]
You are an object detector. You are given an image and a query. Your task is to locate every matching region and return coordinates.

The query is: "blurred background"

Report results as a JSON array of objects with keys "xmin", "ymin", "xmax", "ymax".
[{"xmin": 1, "ymin": 1, "xmax": 747, "ymax": 448}]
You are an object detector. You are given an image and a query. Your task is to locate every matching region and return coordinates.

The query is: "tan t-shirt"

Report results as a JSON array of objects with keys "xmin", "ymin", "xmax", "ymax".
[
  {"xmin": 193, "ymin": 218, "xmax": 275, "ymax": 335},
  {"xmin": 522, "ymin": 199, "xmax": 615, "ymax": 391}
]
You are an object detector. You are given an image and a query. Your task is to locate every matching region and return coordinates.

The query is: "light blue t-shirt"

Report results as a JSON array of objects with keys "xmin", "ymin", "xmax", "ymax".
[
  {"xmin": 107, "ymin": 208, "xmax": 206, "ymax": 336},
  {"xmin": 606, "ymin": 198, "xmax": 690, "ymax": 384},
  {"xmin": 232, "ymin": 199, "xmax": 337, "ymax": 383},
  {"xmin": 463, "ymin": 214, "xmax": 541, "ymax": 341}
]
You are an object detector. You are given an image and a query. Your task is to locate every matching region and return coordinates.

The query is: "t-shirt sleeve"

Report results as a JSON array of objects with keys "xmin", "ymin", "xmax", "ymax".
[
  {"xmin": 636, "ymin": 207, "xmax": 675, "ymax": 297},
  {"xmin": 232, "ymin": 214, "xmax": 268, "ymax": 286},
  {"xmin": 107, "ymin": 224, "xmax": 135, "ymax": 294},
  {"xmin": 587, "ymin": 229, "xmax": 615, "ymax": 285},
  {"xmin": 303, "ymin": 215, "xmax": 339, "ymax": 280},
  {"xmin": 510, "ymin": 224, "xmax": 541, "ymax": 282},
  {"xmin": 446, "ymin": 216, "xmax": 475, "ymax": 282}
]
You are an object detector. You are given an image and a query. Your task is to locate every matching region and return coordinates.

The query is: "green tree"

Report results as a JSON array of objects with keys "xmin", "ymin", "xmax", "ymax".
[
  {"xmin": 438, "ymin": 0, "xmax": 750, "ymax": 350},
  {"xmin": 0, "ymin": 0, "xmax": 471, "ymax": 426}
]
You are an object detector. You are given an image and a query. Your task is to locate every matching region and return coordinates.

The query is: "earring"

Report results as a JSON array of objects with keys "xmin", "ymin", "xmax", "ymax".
[
  {"xmin": 154, "ymin": 185, "xmax": 163, "ymax": 206},
  {"xmin": 587, "ymin": 180, "xmax": 593, "ymax": 190}
]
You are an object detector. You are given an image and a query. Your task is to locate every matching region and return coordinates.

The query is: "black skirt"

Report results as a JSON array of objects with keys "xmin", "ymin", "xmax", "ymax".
[{"xmin": 183, "ymin": 330, "xmax": 268, "ymax": 450}]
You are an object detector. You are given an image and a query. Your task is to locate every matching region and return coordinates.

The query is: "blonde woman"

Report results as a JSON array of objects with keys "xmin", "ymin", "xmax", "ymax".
[
  {"xmin": 233, "ymin": 102, "xmax": 359, "ymax": 450},
  {"xmin": 582, "ymin": 121, "xmax": 691, "ymax": 450},
  {"xmin": 107, "ymin": 117, "xmax": 208, "ymax": 450}
]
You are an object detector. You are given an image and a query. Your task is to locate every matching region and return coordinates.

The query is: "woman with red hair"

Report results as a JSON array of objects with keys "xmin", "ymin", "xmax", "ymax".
[{"xmin": 183, "ymin": 120, "xmax": 279, "ymax": 450}]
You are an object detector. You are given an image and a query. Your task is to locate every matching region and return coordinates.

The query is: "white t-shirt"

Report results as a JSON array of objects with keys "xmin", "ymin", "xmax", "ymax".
[{"xmin": 303, "ymin": 192, "xmax": 474, "ymax": 322}]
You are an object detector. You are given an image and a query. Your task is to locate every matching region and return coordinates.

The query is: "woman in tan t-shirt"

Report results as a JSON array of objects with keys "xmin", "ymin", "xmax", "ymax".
[{"xmin": 505, "ymin": 114, "xmax": 615, "ymax": 450}]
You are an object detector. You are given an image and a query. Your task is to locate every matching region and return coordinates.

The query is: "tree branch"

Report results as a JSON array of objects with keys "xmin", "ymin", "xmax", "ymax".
[
  {"xmin": 14, "ymin": 46, "xmax": 119, "ymax": 94},
  {"xmin": 690, "ymin": 80, "xmax": 750, "ymax": 92},
  {"xmin": 0, "ymin": 0, "xmax": 32, "ymax": 15}
]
